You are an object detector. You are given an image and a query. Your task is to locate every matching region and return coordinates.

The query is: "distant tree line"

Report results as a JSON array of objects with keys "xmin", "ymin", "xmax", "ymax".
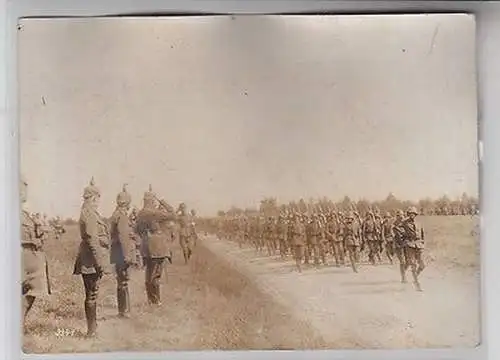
[{"xmin": 215, "ymin": 193, "xmax": 479, "ymax": 217}]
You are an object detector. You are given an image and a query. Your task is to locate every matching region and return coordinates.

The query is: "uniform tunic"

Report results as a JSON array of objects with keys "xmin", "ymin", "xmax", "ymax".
[{"xmin": 73, "ymin": 204, "xmax": 110, "ymax": 275}]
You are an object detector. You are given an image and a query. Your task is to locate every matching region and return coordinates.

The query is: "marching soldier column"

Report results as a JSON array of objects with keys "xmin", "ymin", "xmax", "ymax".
[
  {"xmin": 21, "ymin": 174, "xmax": 432, "ymax": 337},
  {"xmin": 212, "ymin": 204, "xmax": 427, "ymax": 291}
]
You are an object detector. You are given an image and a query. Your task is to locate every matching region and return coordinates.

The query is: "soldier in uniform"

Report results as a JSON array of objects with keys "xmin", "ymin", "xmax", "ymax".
[
  {"xmin": 381, "ymin": 212, "xmax": 395, "ymax": 264},
  {"xmin": 402, "ymin": 207, "xmax": 425, "ymax": 291},
  {"xmin": 392, "ymin": 210, "xmax": 408, "ymax": 283},
  {"xmin": 73, "ymin": 177, "xmax": 111, "ymax": 338},
  {"xmin": 263, "ymin": 216, "xmax": 276, "ymax": 257},
  {"xmin": 290, "ymin": 213, "xmax": 306, "ymax": 272},
  {"xmin": 362, "ymin": 211, "xmax": 381, "ymax": 265},
  {"xmin": 177, "ymin": 203, "xmax": 193, "ymax": 264},
  {"xmin": 189, "ymin": 209, "xmax": 199, "ymax": 248},
  {"xmin": 326, "ymin": 213, "xmax": 344, "ymax": 267},
  {"xmin": 374, "ymin": 211, "xmax": 384, "ymax": 263},
  {"xmin": 109, "ymin": 184, "xmax": 136, "ymax": 318},
  {"xmin": 135, "ymin": 185, "xmax": 175, "ymax": 305},
  {"xmin": 306, "ymin": 214, "xmax": 323, "ymax": 266},
  {"xmin": 341, "ymin": 212, "xmax": 361, "ymax": 273},
  {"xmin": 277, "ymin": 214, "xmax": 289, "ymax": 259},
  {"xmin": 21, "ymin": 175, "xmax": 48, "ymax": 333}
]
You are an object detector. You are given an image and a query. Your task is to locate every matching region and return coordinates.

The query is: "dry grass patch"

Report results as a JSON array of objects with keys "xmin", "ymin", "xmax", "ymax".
[{"xmin": 23, "ymin": 226, "xmax": 327, "ymax": 354}]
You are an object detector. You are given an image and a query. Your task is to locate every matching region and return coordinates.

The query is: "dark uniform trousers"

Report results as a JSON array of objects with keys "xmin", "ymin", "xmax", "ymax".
[
  {"xmin": 143, "ymin": 230, "xmax": 170, "ymax": 305},
  {"xmin": 144, "ymin": 257, "xmax": 165, "ymax": 304}
]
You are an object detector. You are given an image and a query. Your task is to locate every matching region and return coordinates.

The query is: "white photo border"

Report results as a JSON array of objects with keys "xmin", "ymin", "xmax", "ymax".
[{"xmin": 1, "ymin": 1, "xmax": 497, "ymax": 359}]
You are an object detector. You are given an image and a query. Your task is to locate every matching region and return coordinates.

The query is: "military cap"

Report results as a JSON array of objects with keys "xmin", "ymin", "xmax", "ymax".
[
  {"xmin": 396, "ymin": 209, "xmax": 404, "ymax": 217},
  {"xmin": 385, "ymin": 212, "xmax": 392, "ymax": 218},
  {"xmin": 407, "ymin": 206, "xmax": 418, "ymax": 215},
  {"xmin": 117, "ymin": 183, "xmax": 132, "ymax": 206},
  {"xmin": 83, "ymin": 177, "xmax": 100, "ymax": 199}
]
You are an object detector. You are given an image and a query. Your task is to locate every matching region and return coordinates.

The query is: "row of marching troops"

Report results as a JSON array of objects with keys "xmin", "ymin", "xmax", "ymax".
[
  {"xmin": 21, "ymin": 176, "xmax": 198, "ymax": 338},
  {"xmin": 212, "ymin": 207, "xmax": 425, "ymax": 290}
]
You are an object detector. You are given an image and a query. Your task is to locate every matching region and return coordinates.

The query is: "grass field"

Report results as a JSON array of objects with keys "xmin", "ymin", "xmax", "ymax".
[
  {"xmin": 23, "ymin": 225, "xmax": 327, "ymax": 354},
  {"xmin": 23, "ymin": 215, "xmax": 479, "ymax": 353},
  {"xmin": 418, "ymin": 215, "xmax": 479, "ymax": 270}
]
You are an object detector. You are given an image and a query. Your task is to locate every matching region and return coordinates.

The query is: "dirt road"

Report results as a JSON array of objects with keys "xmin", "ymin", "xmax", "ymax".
[{"xmin": 202, "ymin": 235, "xmax": 480, "ymax": 349}]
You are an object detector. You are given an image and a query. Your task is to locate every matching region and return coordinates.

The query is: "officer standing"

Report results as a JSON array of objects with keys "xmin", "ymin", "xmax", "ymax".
[
  {"xmin": 73, "ymin": 177, "xmax": 111, "ymax": 338},
  {"xmin": 135, "ymin": 185, "xmax": 174, "ymax": 305},
  {"xmin": 109, "ymin": 184, "xmax": 136, "ymax": 318}
]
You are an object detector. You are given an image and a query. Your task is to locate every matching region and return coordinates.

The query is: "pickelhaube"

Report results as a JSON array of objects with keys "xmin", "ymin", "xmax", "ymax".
[
  {"xmin": 83, "ymin": 177, "xmax": 100, "ymax": 199},
  {"xmin": 143, "ymin": 184, "xmax": 156, "ymax": 208},
  {"xmin": 116, "ymin": 183, "xmax": 132, "ymax": 207}
]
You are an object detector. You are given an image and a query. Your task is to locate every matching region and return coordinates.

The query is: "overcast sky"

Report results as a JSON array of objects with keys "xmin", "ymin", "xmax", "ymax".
[{"xmin": 18, "ymin": 14, "xmax": 478, "ymax": 218}]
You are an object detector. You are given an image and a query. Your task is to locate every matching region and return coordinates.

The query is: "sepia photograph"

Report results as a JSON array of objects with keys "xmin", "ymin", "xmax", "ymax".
[{"xmin": 18, "ymin": 14, "xmax": 479, "ymax": 353}]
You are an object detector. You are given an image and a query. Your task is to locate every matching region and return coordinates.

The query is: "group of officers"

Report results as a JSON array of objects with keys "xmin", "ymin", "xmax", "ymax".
[
  {"xmin": 21, "ymin": 176, "xmax": 198, "ymax": 338},
  {"xmin": 213, "ymin": 207, "xmax": 426, "ymax": 290}
]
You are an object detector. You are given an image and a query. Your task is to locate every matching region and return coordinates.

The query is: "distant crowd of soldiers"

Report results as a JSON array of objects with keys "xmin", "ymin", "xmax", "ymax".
[
  {"xmin": 21, "ymin": 176, "xmax": 198, "ymax": 338},
  {"xmin": 210, "ymin": 206, "xmax": 425, "ymax": 290},
  {"xmin": 25, "ymin": 214, "xmax": 66, "ymax": 241}
]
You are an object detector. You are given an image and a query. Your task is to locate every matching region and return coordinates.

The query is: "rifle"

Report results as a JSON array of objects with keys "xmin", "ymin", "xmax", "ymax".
[{"xmin": 45, "ymin": 256, "xmax": 52, "ymax": 295}]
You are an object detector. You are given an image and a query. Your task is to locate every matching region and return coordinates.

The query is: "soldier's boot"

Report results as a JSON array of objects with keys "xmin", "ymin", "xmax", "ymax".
[
  {"xmin": 145, "ymin": 282, "xmax": 154, "ymax": 304},
  {"xmin": 188, "ymin": 248, "xmax": 193, "ymax": 260},
  {"xmin": 152, "ymin": 283, "xmax": 162, "ymax": 305},
  {"xmin": 350, "ymin": 254, "xmax": 358, "ymax": 273},
  {"xmin": 368, "ymin": 251, "xmax": 375, "ymax": 265},
  {"xmin": 314, "ymin": 251, "xmax": 320, "ymax": 267},
  {"xmin": 296, "ymin": 259, "xmax": 302, "ymax": 273},
  {"xmin": 84, "ymin": 302, "xmax": 98, "ymax": 338},
  {"xmin": 411, "ymin": 269, "xmax": 423, "ymax": 291},
  {"xmin": 304, "ymin": 247, "xmax": 310, "ymax": 265},
  {"xmin": 400, "ymin": 264, "xmax": 407, "ymax": 283},
  {"xmin": 387, "ymin": 250, "xmax": 393, "ymax": 265},
  {"xmin": 117, "ymin": 287, "xmax": 130, "ymax": 318}
]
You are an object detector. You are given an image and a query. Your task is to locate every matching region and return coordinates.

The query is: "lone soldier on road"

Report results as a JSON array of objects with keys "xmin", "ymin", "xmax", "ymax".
[
  {"xmin": 402, "ymin": 206, "xmax": 426, "ymax": 292},
  {"xmin": 109, "ymin": 184, "xmax": 136, "ymax": 318},
  {"xmin": 21, "ymin": 175, "xmax": 48, "ymax": 333},
  {"xmin": 73, "ymin": 177, "xmax": 111, "ymax": 338}
]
